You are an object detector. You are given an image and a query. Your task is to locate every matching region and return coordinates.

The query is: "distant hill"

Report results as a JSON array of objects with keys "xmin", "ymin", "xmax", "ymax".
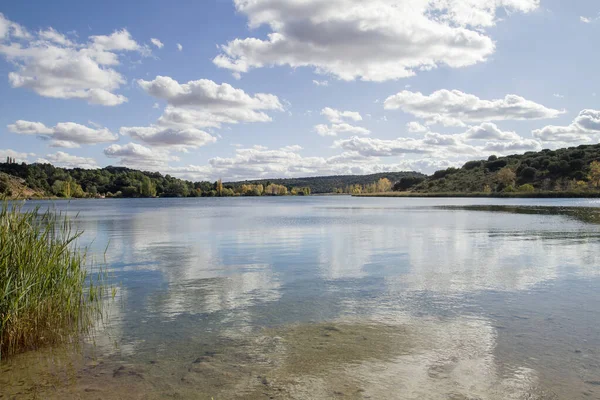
[
  {"xmin": 226, "ymin": 172, "xmax": 425, "ymax": 194},
  {"xmin": 404, "ymin": 144, "xmax": 600, "ymax": 194}
]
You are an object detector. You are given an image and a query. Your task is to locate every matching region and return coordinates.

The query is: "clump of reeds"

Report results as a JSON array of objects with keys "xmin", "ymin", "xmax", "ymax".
[{"xmin": 0, "ymin": 201, "xmax": 105, "ymax": 359}]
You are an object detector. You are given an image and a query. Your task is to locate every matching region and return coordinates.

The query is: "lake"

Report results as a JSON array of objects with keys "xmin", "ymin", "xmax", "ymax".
[{"xmin": 2, "ymin": 196, "xmax": 600, "ymax": 399}]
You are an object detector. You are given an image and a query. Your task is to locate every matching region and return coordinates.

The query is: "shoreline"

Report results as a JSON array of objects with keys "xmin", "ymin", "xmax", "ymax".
[{"xmin": 353, "ymin": 191, "xmax": 600, "ymax": 198}]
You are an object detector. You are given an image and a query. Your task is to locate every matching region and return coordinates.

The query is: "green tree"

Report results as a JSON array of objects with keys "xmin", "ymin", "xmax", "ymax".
[{"xmin": 140, "ymin": 176, "xmax": 157, "ymax": 197}]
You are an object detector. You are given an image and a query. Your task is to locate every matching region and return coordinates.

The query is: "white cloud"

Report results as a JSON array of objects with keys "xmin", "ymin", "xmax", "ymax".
[
  {"xmin": 553, "ymin": 93, "xmax": 564, "ymax": 98},
  {"xmin": 36, "ymin": 151, "xmax": 98, "ymax": 169},
  {"xmin": 334, "ymin": 124, "xmax": 542, "ymax": 159},
  {"xmin": 177, "ymin": 43, "xmax": 183, "ymax": 51},
  {"xmin": 314, "ymin": 123, "xmax": 370, "ymax": 137},
  {"xmin": 0, "ymin": 13, "xmax": 29, "ymax": 40},
  {"xmin": 8, "ymin": 120, "xmax": 118, "ymax": 148},
  {"xmin": 119, "ymin": 126, "xmax": 216, "ymax": 151},
  {"xmin": 334, "ymin": 136, "xmax": 434, "ymax": 157},
  {"xmin": 406, "ymin": 121, "xmax": 428, "ymax": 133},
  {"xmin": 532, "ymin": 109, "xmax": 600, "ymax": 142},
  {"xmin": 321, "ymin": 107, "xmax": 362, "ymax": 123},
  {"xmin": 164, "ymin": 145, "xmax": 428, "ymax": 181},
  {"xmin": 462, "ymin": 123, "xmax": 521, "ymax": 141},
  {"xmin": 120, "ymin": 76, "xmax": 283, "ymax": 150},
  {"xmin": 150, "ymin": 38, "xmax": 164, "ymax": 48},
  {"xmin": 314, "ymin": 107, "xmax": 368, "ymax": 136},
  {"xmin": 213, "ymin": 0, "xmax": 539, "ymax": 82},
  {"xmin": 0, "ymin": 148, "xmax": 35, "ymax": 163},
  {"xmin": 384, "ymin": 89, "xmax": 563, "ymax": 126},
  {"xmin": 482, "ymin": 139, "xmax": 541, "ymax": 153},
  {"xmin": 153, "ymin": 102, "xmax": 160, "ymax": 109},
  {"xmin": 312, "ymin": 80, "xmax": 328, "ymax": 87},
  {"xmin": 579, "ymin": 15, "xmax": 599, "ymax": 24},
  {"xmin": 0, "ymin": 14, "xmax": 147, "ymax": 105},
  {"xmin": 137, "ymin": 76, "xmax": 282, "ymax": 111},
  {"xmin": 104, "ymin": 142, "xmax": 178, "ymax": 168}
]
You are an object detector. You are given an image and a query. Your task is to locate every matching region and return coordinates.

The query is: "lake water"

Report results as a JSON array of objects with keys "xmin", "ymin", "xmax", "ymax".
[{"xmin": 2, "ymin": 196, "xmax": 600, "ymax": 399}]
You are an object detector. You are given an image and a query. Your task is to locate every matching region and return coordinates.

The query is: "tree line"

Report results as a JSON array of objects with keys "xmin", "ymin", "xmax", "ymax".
[
  {"xmin": 394, "ymin": 144, "xmax": 600, "ymax": 194},
  {"xmin": 0, "ymin": 163, "xmax": 353, "ymax": 198}
]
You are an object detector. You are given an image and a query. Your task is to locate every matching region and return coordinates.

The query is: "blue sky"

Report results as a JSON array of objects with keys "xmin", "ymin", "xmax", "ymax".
[{"xmin": 1, "ymin": 0, "xmax": 599, "ymax": 181}]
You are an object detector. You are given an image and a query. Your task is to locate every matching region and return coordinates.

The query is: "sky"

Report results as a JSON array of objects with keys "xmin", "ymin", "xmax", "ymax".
[{"xmin": 0, "ymin": 0, "xmax": 599, "ymax": 181}]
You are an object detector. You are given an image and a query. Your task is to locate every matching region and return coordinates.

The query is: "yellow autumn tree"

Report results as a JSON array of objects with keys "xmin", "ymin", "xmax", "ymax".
[
  {"xmin": 496, "ymin": 167, "xmax": 516, "ymax": 186},
  {"xmin": 588, "ymin": 161, "xmax": 600, "ymax": 188},
  {"xmin": 376, "ymin": 178, "xmax": 392, "ymax": 192}
]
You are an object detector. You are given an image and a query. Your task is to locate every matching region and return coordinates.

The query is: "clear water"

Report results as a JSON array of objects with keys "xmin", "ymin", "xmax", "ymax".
[{"xmin": 2, "ymin": 196, "xmax": 600, "ymax": 399}]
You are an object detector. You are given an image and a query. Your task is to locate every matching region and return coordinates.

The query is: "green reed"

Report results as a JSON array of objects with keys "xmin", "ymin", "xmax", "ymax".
[{"xmin": 0, "ymin": 200, "xmax": 106, "ymax": 359}]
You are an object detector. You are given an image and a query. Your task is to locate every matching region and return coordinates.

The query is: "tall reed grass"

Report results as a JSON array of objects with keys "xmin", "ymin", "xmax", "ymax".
[{"xmin": 0, "ymin": 201, "xmax": 105, "ymax": 359}]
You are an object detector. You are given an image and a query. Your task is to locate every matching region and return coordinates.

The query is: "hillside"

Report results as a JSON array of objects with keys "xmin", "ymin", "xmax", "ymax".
[
  {"xmin": 401, "ymin": 144, "xmax": 600, "ymax": 194},
  {"xmin": 0, "ymin": 172, "xmax": 46, "ymax": 199},
  {"xmin": 226, "ymin": 172, "xmax": 424, "ymax": 194}
]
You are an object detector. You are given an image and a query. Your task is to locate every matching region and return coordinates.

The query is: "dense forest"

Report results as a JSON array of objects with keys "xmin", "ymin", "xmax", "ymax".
[
  {"xmin": 395, "ymin": 143, "xmax": 600, "ymax": 194},
  {"xmin": 0, "ymin": 161, "xmax": 418, "ymax": 198}
]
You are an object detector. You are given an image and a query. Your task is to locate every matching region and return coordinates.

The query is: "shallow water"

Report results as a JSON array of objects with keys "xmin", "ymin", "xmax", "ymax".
[{"xmin": 2, "ymin": 196, "xmax": 600, "ymax": 399}]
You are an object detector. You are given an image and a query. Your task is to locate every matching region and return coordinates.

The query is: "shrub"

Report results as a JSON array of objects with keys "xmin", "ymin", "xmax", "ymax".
[
  {"xmin": 486, "ymin": 159, "xmax": 507, "ymax": 172},
  {"xmin": 432, "ymin": 168, "xmax": 459, "ymax": 180},
  {"xmin": 518, "ymin": 184, "xmax": 535, "ymax": 193},
  {"xmin": 463, "ymin": 160, "xmax": 483, "ymax": 170},
  {"xmin": 393, "ymin": 176, "xmax": 425, "ymax": 191}
]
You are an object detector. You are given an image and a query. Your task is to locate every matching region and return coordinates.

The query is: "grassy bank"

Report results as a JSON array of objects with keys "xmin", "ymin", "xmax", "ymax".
[
  {"xmin": 353, "ymin": 191, "xmax": 600, "ymax": 198},
  {"xmin": 0, "ymin": 201, "xmax": 105, "ymax": 359}
]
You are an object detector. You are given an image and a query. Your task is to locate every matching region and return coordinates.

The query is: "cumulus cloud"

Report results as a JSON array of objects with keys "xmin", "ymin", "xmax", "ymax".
[
  {"xmin": 0, "ymin": 13, "xmax": 29, "ymax": 40},
  {"xmin": 335, "ymin": 123, "xmax": 541, "ymax": 159},
  {"xmin": 482, "ymin": 139, "xmax": 541, "ymax": 153},
  {"xmin": 119, "ymin": 76, "xmax": 283, "ymax": 151},
  {"xmin": 532, "ymin": 109, "xmax": 600, "ymax": 142},
  {"xmin": 312, "ymin": 80, "xmax": 328, "ymax": 87},
  {"xmin": 406, "ymin": 121, "xmax": 428, "ymax": 133},
  {"xmin": 8, "ymin": 120, "xmax": 118, "ymax": 148},
  {"xmin": 119, "ymin": 126, "xmax": 216, "ymax": 151},
  {"xmin": 384, "ymin": 89, "xmax": 563, "ymax": 126},
  {"xmin": 137, "ymin": 76, "xmax": 282, "ymax": 111},
  {"xmin": 176, "ymin": 43, "xmax": 183, "ymax": 51},
  {"xmin": 314, "ymin": 107, "xmax": 369, "ymax": 136},
  {"xmin": 163, "ymin": 145, "xmax": 438, "ymax": 181},
  {"xmin": 314, "ymin": 123, "xmax": 370, "ymax": 137},
  {"xmin": 150, "ymin": 38, "xmax": 164, "ymax": 48},
  {"xmin": 36, "ymin": 151, "xmax": 98, "ymax": 169},
  {"xmin": 462, "ymin": 123, "xmax": 521, "ymax": 141},
  {"xmin": 321, "ymin": 107, "xmax": 362, "ymax": 123},
  {"xmin": 213, "ymin": 0, "xmax": 539, "ymax": 81},
  {"xmin": 0, "ymin": 14, "xmax": 147, "ymax": 105},
  {"xmin": 104, "ymin": 142, "xmax": 178, "ymax": 168},
  {"xmin": 334, "ymin": 136, "xmax": 434, "ymax": 157}
]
